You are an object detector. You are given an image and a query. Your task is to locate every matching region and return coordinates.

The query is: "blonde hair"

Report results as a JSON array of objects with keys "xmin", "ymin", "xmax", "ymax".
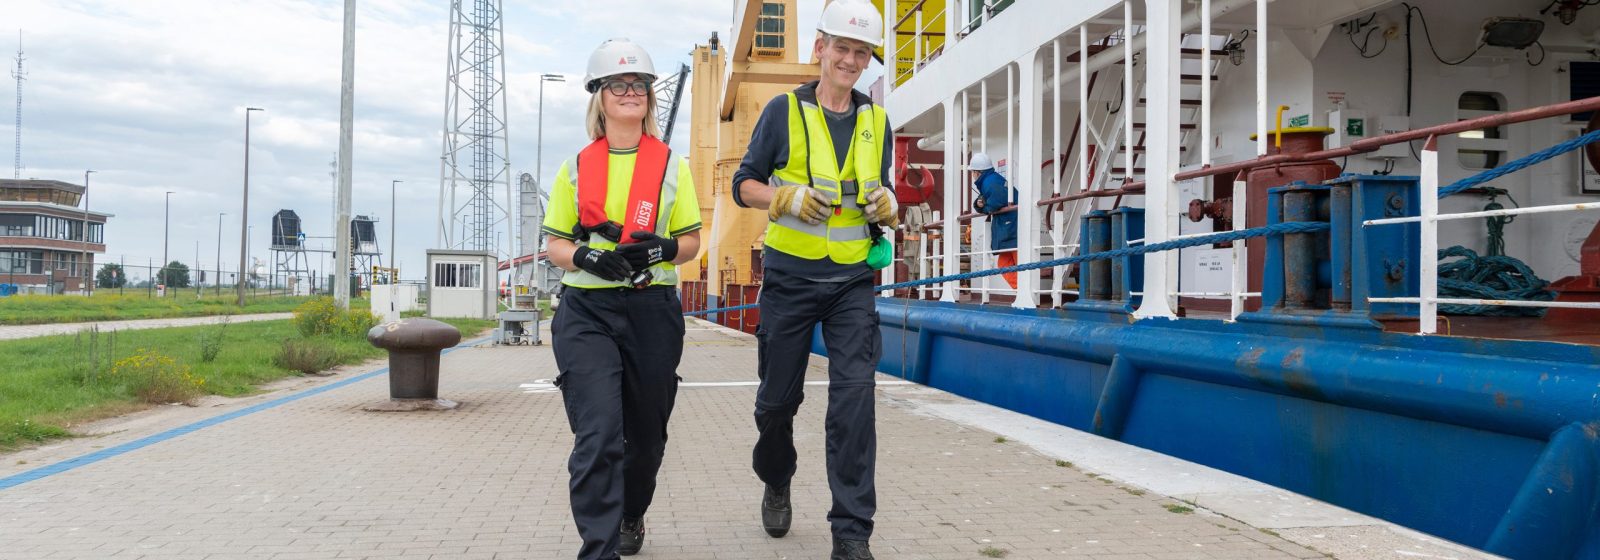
[{"xmin": 585, "ymin": 82, "xmax": 660, "ymax": 140}]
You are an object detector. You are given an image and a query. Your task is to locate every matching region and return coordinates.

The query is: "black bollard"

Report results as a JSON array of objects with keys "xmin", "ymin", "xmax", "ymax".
[{"xmin": 363, "ymin": 318, "xmax": 462, "ymax": 411}]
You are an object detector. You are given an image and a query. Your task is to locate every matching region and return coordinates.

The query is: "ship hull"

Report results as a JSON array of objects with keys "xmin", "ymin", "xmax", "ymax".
[{"xmin": 829, "ymin": 299, "xmax": 1600, "ymax": 559}]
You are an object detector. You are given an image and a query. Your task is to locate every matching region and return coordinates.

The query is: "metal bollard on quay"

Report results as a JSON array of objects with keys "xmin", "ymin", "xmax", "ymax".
[{"xmin": 362, "ymin": 318, "xmax": 462, "ymax": 411}]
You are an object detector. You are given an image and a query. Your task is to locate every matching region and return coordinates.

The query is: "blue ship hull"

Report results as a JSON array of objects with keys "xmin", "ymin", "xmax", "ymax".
[{"xmin": 820, "ymin": 298, "xmax": 1600, "ymax": 559}]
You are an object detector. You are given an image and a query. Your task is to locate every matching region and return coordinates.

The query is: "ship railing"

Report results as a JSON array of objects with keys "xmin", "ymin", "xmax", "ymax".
[
  {"xmin": 885, "ymin": 0, "xmax": 1025, "ymax": 94},
  {"xmin": 956, "ymin": 0, "xmax": 1013, "ymax": 39},
  {"xmin": 887, "ymin": 0, "xmax": 948, "ymax": 89},
  {"xmin": 1361, "ymin": 130, "xmax": 1600, "ymax": 334},
  {"xmin": 908, "ymin": 208, "xmax": 1034, "ymax": 303},
  {"xmin": 1120, "ymin": 96, "xmax": 1600, "ymax": 327}
]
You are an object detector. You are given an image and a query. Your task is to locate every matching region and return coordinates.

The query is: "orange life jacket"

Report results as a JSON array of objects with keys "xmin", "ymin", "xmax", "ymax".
[{"xmin": 576, "ymin": 135, "xmax": 671, "ymax": 244}]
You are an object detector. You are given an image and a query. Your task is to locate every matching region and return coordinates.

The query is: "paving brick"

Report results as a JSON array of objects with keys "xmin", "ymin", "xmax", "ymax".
[{"xmin": 0, "ymin": 320, "xmax": 1323, "ymax": 559}]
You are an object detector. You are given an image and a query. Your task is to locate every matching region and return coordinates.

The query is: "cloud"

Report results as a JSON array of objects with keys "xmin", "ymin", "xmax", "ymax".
[{"xmin": 2, "ymin": 0, "xmax": 759, "ymax": 278}]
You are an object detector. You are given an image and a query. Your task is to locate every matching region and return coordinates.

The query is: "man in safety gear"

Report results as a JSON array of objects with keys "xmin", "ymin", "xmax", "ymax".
[
  {"xmin": 969, "ymin": 152, "xmax": 1018, "ymax": 287},
  {"xmin": 543, "ymin": 38, "xmax": 702, "ymax": 560},
  {"xmin": 730, "ymin": 2, "xmax": 893, "ymax": 559}
]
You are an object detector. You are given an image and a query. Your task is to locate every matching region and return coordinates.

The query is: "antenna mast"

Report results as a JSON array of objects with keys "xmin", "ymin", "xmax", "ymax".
[{"xmin": 11, "ymin": 31, "xmax": 24, "ymax": 179}]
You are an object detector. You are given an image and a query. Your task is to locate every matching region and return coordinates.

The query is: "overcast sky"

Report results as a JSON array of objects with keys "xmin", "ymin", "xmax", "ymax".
[{"xmin": 3, "ymin": 0, "xmax": 825, "ymax": 284}]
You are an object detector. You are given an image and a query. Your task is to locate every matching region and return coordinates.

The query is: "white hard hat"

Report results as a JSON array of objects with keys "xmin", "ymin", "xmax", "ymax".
[
  {"xmin": 969, "ymin": 153, "xmax": 994, "ymax": 171},
  {"xmin": 817, "ymin": 1, "xmax": 884, "ymax": 48},
  {"xmin": 585, "ymin": 38, "xmax": 657, "ymax": 93}
]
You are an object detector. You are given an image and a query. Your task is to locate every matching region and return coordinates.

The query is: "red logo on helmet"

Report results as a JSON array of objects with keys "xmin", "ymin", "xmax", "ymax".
[{"xmin": 619, "ymin": 57, "xmax": 627, "ymax": 65}]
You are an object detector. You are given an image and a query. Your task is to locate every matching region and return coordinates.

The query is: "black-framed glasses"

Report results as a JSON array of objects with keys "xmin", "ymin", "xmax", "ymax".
[{"xmin": 602, "ymin": 80, "xmax": 651, "ymax": 96}]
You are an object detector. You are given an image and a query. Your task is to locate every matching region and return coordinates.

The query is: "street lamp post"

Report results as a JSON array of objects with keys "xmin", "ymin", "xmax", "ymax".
[
  {"xmin": 162, "ymin": 190, "xmax": 173, "ymax": 293},
  {"xmin": 537, "ymin": 74, "xmax": 565, "ymax": 198},
  {"xmin": 238, "ymin": 106, "xmax": 263, "ymax": 305},
  {"xmin": 216, "ymin": 212, "xmax": 226, "ymax": 296},
  {"xmin": 389, "ymin": 179, "xmax": 402, "ymax": 322},
  {"xmin": 82, "ymin": 169, "xmax": 94, "ymax": 295}
]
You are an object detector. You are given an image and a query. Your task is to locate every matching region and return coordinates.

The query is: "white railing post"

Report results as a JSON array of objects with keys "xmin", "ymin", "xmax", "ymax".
[
  {"xmin": 1079, "ymin": 27, "xmax": 1090, "ymax": 197},
  {"xmin": 948, "ymin": 0, "xmax": 961, "ymax": 45},
  {"xmin": 943, "ymin": 97, "xmax": 961, "ymax": 302},
  {"xmin": 980, "ymin": 79, "xmax": 988, "ymax": 163},
  {"xmin": 1133, "ymin": 0, "xmax": 1182, "ymax": 320},
  {"xmin": 1054, "ymin": 37, "xmax": 1063, "ymax": 203},
  {"xmin": 1015, "ymin": 54, "xmax": 1042, "ymax": 308},
  {"xmin": 1123, "ymin": 1, "xmax": 1134, "ymax": 186},
  {"xmin": 1419, "ymin": 136, "xmax": 1439, "ymax": 334},
  {"xmin": 1229, "ymin": 180, "xmax": 1247, "ymax": 319},
  {"xmin": 1200, "ymin": 0, "xmax": 1212, "ymax": 167},
  {"xmin": 887, "ymin": 0, "xmax": 898, "ymax": 91},
  {"xmin": 1255, "ymin": 0, "xmax": 1267, "ymax": 158},
  {"xmin": 918, "ymin": 232, "xmax": 930, "ymax": 299},
  {"xmin": 914, "ymin": 11, "xmax": 924, "ymax": 73}
]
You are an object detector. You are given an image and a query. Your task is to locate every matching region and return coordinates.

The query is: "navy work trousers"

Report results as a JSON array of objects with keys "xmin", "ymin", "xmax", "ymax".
[
  {"xmin": 752, "ymin": 267, "xmax": 880, "ymax": 541},
  {"xmin": 553, "ymin": 286, "xmax": 685, "ymax": 560}
]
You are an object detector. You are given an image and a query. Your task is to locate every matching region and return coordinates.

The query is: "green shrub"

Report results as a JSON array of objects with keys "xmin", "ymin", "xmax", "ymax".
[
  {"xmin": 293, "ymin": 297, "xmax": 377, "ymax": 339},
  {"xmin": 274, "ymin": 339, "xmax": 341, "ymax": 374},
  {"xmin": 292, "ymin": 296, "xmax": 344, "ymax": 337},
  {"xmin": 110, "ymin": 349, "xmax": 206, "ymax": 404},
  {"xmin": 197, "ymin": 316, "xmax": 231, "ymax": 363},
  {"xmin": 337, "ymin": 308, "xmax": 379, "ymax": 338}
]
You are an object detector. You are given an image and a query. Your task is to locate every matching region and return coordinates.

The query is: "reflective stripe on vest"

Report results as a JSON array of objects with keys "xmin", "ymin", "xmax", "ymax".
[
  {"xmin": 763, "ymin": 91, "xmax": 887, "ymax": 264},
  {"xmin": 563, "ymin": 154, "xmax": 684, "ymax": 289}
]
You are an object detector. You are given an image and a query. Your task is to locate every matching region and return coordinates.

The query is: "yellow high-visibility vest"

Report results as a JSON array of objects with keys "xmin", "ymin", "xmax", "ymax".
[{"xmin": 763, "ymin": 89, "xmax": 887, "ymax": 264}]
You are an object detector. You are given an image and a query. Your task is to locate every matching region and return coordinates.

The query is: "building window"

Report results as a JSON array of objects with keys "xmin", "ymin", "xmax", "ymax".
[
  {"xmin": 1458, "ymin": 91, "xmax": 1506, "ymax": 169},
  {"xmin": 53, "ymin": 253, "xmax": 74, "ymax": 276},
  {"xmin": 0, "ymin": 250, "xmax": 43, "ymax": 274},
  {"xmin": 755, "ymin": 2, "xmax": 785, "ymax": 53},
  {"xmin": 433, "ymin": 262, "xmax": 481, "ymax": 289},
  {"xmin": 0, "ymin": 214, "xmax": 33, "ymax": 237},
  {"xmin": 88, "ymin": 223, "xmax": 103, "ymax": 244}
]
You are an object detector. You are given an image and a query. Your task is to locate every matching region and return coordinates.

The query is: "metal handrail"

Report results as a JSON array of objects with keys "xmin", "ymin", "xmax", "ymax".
[{"xmin": 1106, "ymin": 96, "xmax": 1600, "ymax": 194}]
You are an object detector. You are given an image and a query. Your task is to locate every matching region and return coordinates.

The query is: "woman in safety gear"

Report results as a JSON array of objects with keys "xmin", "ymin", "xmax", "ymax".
[{"xmin": 540, "ymin": 37, "xmax": 702, "ymax": 560}]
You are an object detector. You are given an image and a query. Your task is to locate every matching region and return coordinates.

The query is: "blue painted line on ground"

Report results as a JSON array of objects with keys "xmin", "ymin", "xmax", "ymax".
[{"xmin": 0, "ymin": 336, "xmax": 491, "ymax": 492}]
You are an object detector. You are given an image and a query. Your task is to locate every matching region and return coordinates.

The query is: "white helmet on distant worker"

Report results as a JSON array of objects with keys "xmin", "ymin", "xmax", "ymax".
[
  {"xmin": 969, "ymin": 153, "xmax": 995, "ymax": 171},
  {"xmin": 584, "ymin": 38, "xmax": 657, "ymax": 93},
  {"xmin": 817, "ymin": 0, "xmax": 884, "ymax": 48}
]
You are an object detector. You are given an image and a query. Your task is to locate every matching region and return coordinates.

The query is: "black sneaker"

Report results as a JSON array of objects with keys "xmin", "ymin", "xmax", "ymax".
[
  {"xmin": 618, "ymin": 516, "xmax": 645, "ymax": 556},
  {"xmin": 831, "ymin": 539, "xmax": 873, "ymax": 560},
  {"xmin": 761, "ymin": 484, "xmax": 792, "ymax": 538}
]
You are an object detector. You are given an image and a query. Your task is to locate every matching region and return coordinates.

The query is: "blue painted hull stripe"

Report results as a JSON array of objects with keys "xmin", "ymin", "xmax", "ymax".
[{"xmin": 0, "ymin": 337, "xmax": 490, "ymax": 492}]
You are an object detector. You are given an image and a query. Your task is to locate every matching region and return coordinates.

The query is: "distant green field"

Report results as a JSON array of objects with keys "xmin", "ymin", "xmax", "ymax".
[
  {"xmin": 0, "ymin": 316, "xmax": 494, "ymax": 451},
  {"xmin": 0, "ymin": 293, "xmax": 375, "ymax": 325}
]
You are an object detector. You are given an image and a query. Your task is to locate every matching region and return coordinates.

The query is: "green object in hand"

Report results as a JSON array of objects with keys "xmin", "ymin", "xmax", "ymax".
[{"xmin": 867, "ymin": 236, "xmax": 894, "ymax": 271}]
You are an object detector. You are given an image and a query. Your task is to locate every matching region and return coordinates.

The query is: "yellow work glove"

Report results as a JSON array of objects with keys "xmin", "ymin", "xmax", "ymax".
[
  {"xmin": 770, "ymin": 184, "xmax": 832, "ymax": 225},
  {"xmin": 864, "ymin": 187, "xmax": 900, "ymax": 228}
]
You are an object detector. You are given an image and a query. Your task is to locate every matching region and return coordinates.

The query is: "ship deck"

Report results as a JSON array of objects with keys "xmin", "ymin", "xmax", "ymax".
[{"xmin": 0, "ymin": 321, "xmax": 1497, "ymax": 559}]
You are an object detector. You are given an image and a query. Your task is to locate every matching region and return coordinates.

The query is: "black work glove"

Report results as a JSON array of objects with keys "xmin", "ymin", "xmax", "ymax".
[
  {"xmin": 572, "ymin": 246, "xmax": 633, "ymax": 281},
  {"xmin": 572, "ymin": 220, "xmax": 624, "ymax": 243},
  {"xmin": 617, "ymin": 231, "xmax": 679, "ymax": 270}
]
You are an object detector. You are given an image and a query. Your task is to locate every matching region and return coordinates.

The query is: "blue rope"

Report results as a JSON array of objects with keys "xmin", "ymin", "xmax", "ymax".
[
  {"xmin": 683, "ymin": 220, "xmax": 1330, "ymax": 317},
  {"xmin": 1437, "ymin": 128, "xmax": 1600, "ymax": 197},
  {"xmin": 685, "ymin": 132, "xmax": 1600, "ymax": 319}
]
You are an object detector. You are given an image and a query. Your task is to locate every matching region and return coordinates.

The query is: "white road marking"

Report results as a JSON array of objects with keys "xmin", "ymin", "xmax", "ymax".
[{"xmin": 519, "ymin": 379, "xmax": 915, "ymax": 393}]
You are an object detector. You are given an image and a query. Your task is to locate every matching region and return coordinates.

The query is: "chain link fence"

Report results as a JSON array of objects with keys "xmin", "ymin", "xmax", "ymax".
[{"xmin": 0, "ymin": 256, "xmax": 343, "ymax": 298}]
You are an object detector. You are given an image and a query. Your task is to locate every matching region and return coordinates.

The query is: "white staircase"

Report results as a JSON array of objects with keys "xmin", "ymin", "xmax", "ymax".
[{"xmin": 1045, "ymin": 32, "xmax": 1236, "ymax": 301}]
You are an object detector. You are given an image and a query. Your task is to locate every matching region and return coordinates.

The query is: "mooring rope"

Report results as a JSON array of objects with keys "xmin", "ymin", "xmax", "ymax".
[{"xmin": 683, "ymin": 220, "xmax": 1329, "ymax": 317}]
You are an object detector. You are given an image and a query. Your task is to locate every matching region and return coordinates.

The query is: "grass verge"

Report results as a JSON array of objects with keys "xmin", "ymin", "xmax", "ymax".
[
  {"xmin": 0, "ymin": 293, "xmax": 359, "ymax": 326},
  {"xmin": 0, "ymin": 316, "xmax": 495, "ymax": 452}
]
